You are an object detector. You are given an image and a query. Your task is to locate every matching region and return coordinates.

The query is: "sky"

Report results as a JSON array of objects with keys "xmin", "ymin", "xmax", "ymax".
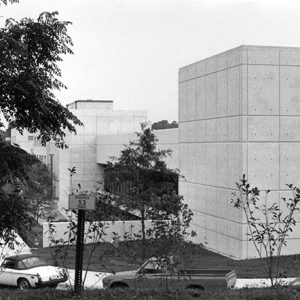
[{"xmin": 2, "ymin": 0, "xmax": 300, "ymax": 122}]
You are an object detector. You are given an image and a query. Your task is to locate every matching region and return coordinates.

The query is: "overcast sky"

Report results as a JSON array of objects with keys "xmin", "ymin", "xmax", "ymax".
[{"xmin": 2, "ymin": 0, "xmax": 300, "ymax": 122}]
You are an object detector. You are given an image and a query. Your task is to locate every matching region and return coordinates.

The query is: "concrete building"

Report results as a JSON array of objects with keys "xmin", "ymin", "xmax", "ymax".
[
  {"xmin": 58, "ymin": 100, "xmax": 147, "ymax": 209},
  {"xmin": 12, "ymin": 45, "xmax": 300, "ymax": 259},
  {"xmin": 12, "ymin": 100, "xmax": 148, "ymax": 209},
  {"xmin": 179, "ymin": 45, "xmax": 300, "ymax": 259}
]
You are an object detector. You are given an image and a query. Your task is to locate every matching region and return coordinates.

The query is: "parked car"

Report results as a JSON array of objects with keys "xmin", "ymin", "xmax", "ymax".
[
  {"xmin": 102, "ymin": 257, "xmax": 237, "ymax": 296},
  {"xmin": 0, "ymin": 254, "xmax": 68, "ymax": 289}
]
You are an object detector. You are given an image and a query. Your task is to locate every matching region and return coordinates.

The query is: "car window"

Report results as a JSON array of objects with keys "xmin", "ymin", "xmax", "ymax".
[
  {"xmin": 21, "ymin": 257, "xmax": 46, "ymax": 269},
  {"xmin": 17, "ymin": 260, "xmax": 27, "ymax": 270},
  {"xmin": 2, "ymin": 259, "xmax": 16, "ymax": 269},
  {"xmin": 142, "ymin": 261, "xmax": 162, "ymax": 274}
]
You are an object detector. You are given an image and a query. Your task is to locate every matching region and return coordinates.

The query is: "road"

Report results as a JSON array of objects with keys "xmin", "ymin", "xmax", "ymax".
[{"xmin": 58, "ymin": 269, "xmax": 300, "ymax": 290}]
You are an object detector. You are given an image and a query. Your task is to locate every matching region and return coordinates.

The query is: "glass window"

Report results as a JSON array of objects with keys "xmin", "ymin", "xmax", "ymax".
[
  {"xmin": 141, "ymin": 261, "xmax": 162, "ymax": 274},
  {"xmin": 2, "ymin": 259, "xmax": 15, "ymax": 269},
  {"xmin": 21, "ymin": 257, "xmax": 46, "ymax": 269}
]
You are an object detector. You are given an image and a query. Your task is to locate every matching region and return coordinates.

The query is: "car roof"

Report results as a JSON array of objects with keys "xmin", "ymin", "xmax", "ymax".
[{"xmin": 4, "ymin": 254, "xmax": 37, "ymax": 261}]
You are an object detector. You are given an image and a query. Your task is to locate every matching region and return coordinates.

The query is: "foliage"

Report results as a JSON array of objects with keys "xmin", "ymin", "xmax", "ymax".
[
  {"xmin": 0, "ymin": 3, "xmax": 82, "ymax": 260},
  {"xmin": 0, "ymin": 0, "xmax": 19, "ymax": 5},
  {"xmin": 93, "ymin": 188, "xmax": 141, "ymax": 221},
  {"xmin": 232, "ymin": 175, "xmax": 300, "ymax": 287},
  {"xmin": 2, "ymin": 286, "xmax": 300, "ymax": 300},
  {"xmin": 105, "ymin": 123, "xmax": 191, "ymax": 259},
  {"xmin": 151, "ymin": 120, "xmax": 178, "ymax": 130},
  {"xmin": 24, "ymin": 162, "xmax": 57, "ymax": 222},
  {"xmin": 0, "ymin": 142, "xmax": 37, "ymax": 240},
  {"xmin": 0, "ymin": 11, "xmax": 83, "ymax": 147},
  {"xmin": 0, "ymin": 142, "xmax": 56, "ymax": 243},
  {"xmin": 0, "ymin": 141, "xmax": 37, "ymax": 183},
  {"xmin": 145, "ymin": 194, "xmax": 195, "ymax": 260},
  {"xmin": 47, "ymin": 208, "xmax": 113, "ymax": 290}
]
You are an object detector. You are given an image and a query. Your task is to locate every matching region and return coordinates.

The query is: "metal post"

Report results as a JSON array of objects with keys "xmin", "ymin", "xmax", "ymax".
[
  {"xmin": 74, "ymin": 209, "xmax": 85, "ymax": 295},
  {"xmin": 49, "ymin": 154, "xmax": 54, "ymax": 197}
]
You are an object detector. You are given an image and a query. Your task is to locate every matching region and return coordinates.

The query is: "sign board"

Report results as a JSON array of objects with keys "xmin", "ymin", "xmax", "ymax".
[{"xmin": 69, "ymin": 193, "xmax": 96, "ymax": 210}]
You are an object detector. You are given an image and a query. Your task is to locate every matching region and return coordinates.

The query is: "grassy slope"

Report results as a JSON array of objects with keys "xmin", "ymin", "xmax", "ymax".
[{"xmin": 32, "ymin": 241, "xmax": 300, "ymax": 278}]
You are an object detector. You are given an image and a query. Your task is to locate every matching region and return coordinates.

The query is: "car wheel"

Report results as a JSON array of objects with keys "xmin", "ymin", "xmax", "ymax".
[
  {"xmin": 111, "ymin": 282, "xmax": 129, "ymax": 289},
  {"xmin": 18, "ymin": 278, "xmax": 31, "ymax": 290},
  {"xmin": 186, "ymin": 285, "xmax": 204, "ymax": 298}
]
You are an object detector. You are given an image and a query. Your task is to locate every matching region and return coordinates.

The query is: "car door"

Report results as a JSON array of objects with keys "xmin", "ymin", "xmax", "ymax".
[
  {"xmin": 0, "ymin": 259, "xmax": 15, "ymax": 286},
  {"xmin": 134, "ymin": 260, "xmax": 164, "ymax": 289},
  {"xmin": 9, "ymin": 259, "xmax": 27, "ymax": 286}
]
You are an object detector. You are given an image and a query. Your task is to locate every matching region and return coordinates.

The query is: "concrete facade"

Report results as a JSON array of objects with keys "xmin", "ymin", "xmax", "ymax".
[
  {"xmin": 11, "ymin": 101, "xmax": 148, "ymax": 209},
  {"xmin": 179, "ymin": 45, "xmax": 300, "ymax": 259},
  {"xmin": 11, "ymin": 46, "xmax": 300, "ymax": 259},
  {"xmin": 57, "ymin": 101, "xmax": 147, "ymax": 209},
  {"xmin": 97, "ymin": 128, "xmax": 178, "ymax": 170}
]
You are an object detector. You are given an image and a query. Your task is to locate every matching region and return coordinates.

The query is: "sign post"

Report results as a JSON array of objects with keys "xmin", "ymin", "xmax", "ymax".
[{"xmin": 69, "ymin": 192, "xmax": 96, "ymax": 295}]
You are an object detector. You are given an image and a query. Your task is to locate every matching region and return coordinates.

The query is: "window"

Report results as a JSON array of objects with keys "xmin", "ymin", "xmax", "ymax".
[
  {"xmin": 2, "ymin": 259, "xmax": 16, "ymax": 269},
  {"xmin": 28, "ymin": 136, "xmax": 34, "ymax": 141}
]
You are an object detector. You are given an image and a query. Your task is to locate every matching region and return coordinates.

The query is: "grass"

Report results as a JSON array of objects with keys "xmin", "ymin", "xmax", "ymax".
[
  {"xmin": 1, "ymin": 286, "xmax": 300, "ymax": 300},
  {"xmin": 3, "ymin": 239, "xmax": 300, "ymax": 299},
  {"xmin": 32, "ymin": 240, "xmax": 300, "ymax": 279}
]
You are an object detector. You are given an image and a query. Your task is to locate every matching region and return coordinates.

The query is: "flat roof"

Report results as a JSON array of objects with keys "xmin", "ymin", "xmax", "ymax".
[{"xmin": 67, "ymin": 99, "xmax": 113, "ymax": 107}]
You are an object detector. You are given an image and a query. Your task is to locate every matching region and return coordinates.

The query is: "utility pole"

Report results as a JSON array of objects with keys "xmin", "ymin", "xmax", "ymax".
[
  {"xmin": 74, "ymin": 209, "xmax": 85, "ymax": 295},
  {"xmin": 49, "ymin": 154, "xmax": 54, "ymax": 197}
]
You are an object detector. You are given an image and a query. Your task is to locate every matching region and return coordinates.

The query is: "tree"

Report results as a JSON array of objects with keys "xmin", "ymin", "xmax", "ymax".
[
  {"xmin": 0, "ymin": 5, "xmax": 82, "ymax": 246},
  {"xmin": 0, "ymin": 0, "xmax": 19, "ymax": 5},
  {"xmin": 232, "ymin": 175, "xmax": 300, "ymax": 287},
  {"xmin": 24, "ymin": 161, "xmax": 58, "ymax": 223},
  {"xmin": 151, "ymin": 120, "xmax": 178, "ymax": 130},
  {"xmin": 0, "ymin": 11, "xmax": 83, "ymax": 148},
  {"xmin": 105, "ymin": 123, "xmax": 188, "ymax": 258},
  {"xmin": 0, "ymin": 142, "xmax": 39, "ymax": 244}
]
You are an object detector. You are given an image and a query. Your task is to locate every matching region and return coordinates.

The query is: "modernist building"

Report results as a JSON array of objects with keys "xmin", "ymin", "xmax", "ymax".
[
  {"xmin": 12, "ymin": 45, "xmax": 300, "ymax": 259},
  {"xmin": 11, "ymin": 100, "xmax": 149, "ymax": 206},
  {"xmin": 178, "ymin": 45, "xmax": 300, "ymax": 259}
]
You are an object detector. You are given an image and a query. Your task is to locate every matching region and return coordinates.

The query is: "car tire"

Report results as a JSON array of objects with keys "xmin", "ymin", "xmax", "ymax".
[
  {"xmin": 111, "ymin": 282, "xmax": 129, "ymax": 289},
  {"xmin": 18, "ymin": 278, "xmax": 31, "ymax": 290},
  {"xmin": 186, "ymin": 285, "xmax": 204, "ymax": 298}
]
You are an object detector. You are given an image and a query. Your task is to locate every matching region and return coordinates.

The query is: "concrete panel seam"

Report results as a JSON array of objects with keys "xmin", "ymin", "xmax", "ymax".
[
  {"xmin": 247, "ymin": 48, "xmax": 249, "ymax": 180},
  {"xmin": 193, "ymin": 210, "xmax": 235, "ymax": 224},
  {"xmin": 279, "ymin": 50, "xmax": 281, "ymax": 191},
  {"xmin": 179, "ymin": 63, "xmax": 300, "ymax": 84},
  {"xmin": 187, "ymin": 182, "xmax": 240, "ymax": 191},
  {"xmin": 180, "ymin": 141, "xmax": 296, "ymax": 144},
  {"xmin": 216, "ymin": 56, "xmax": 218, "ymax": 187},
  {"xmin": 179, "ymin": 63, "xmax": 246, "ymax": 83}
]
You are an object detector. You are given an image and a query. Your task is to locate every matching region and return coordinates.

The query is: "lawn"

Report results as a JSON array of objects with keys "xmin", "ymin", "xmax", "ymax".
[
  {"xmin": 1, "ymin": 285, "xmax": 300, "ymax": 300},
  {"xmin": 32, "ymin": 240, "xmax": 300, "ymax": 279}
]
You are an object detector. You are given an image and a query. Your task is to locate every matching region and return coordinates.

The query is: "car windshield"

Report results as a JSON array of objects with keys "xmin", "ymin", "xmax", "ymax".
[
  {"xmin": 20, "ymin": 257, "xmax": 47, "ymax": 269},
  {"xmin": 140, "ymin": 260, "xmax": 163, "ymax": 274}
]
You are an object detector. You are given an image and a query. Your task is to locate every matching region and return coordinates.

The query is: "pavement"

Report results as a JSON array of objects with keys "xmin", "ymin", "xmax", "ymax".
[
  {"xmin": 58, "ymin": 269, "xmax": 111, "ymax": 290},
  {"xmin": 58, "ymin": 269, "xmax": 300, "ymax": 290}
]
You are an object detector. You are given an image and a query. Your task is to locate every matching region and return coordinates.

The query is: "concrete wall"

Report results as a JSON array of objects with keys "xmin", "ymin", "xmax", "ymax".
[
  {"xmin": 67, "ymin": 100, "xmax": 113, "ymax": 111},
  {"xmin": 57, "ymin": 103, "xmax": 147, "ymax": 210},
  {"xmin": 11, "ymin": 129, "xmax": 36, "ymax": 155},
  {"xmin": 179, "ymin": 45, "xmax": 300, "ymax": 259},
  {"xmin": 97, "ymin": 128, "xmax": 179, "ymax": 170},
  {"xmin": 43, "ymin": 220, "xmax": 154, "ymax": 247}
]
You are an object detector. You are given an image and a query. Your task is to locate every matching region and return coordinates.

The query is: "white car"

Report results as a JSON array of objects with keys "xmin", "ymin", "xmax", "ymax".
[{"xmin": 0, "ymin": 254, "xmax": 68, "ymax": 289}]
